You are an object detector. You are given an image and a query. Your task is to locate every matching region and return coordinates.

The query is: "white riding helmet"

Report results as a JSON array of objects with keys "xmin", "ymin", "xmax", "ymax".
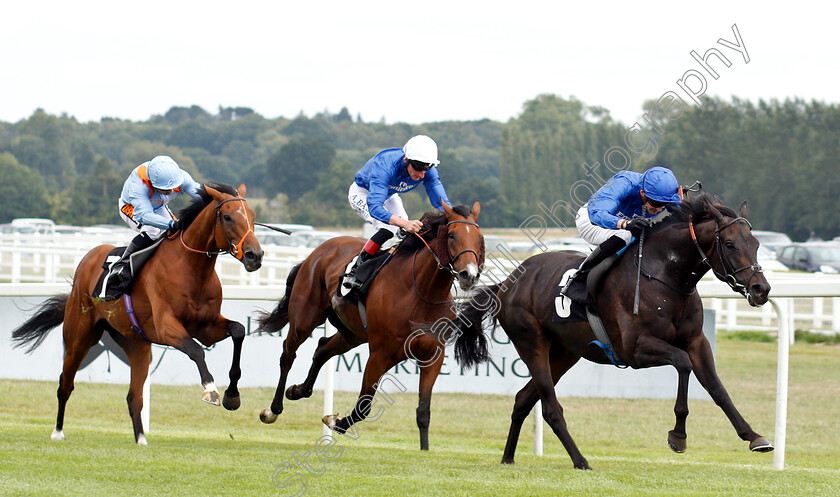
[
  {"xmin": 147, "ymin": 156, "xmax": 183, "ymax": 190},
  {"xmin": 403, "ymin": 135, "xmax": 440, "ymax": 165}
]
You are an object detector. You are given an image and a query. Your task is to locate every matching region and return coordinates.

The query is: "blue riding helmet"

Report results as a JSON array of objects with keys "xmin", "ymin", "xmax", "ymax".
[
  {"xmin": 148, "ymin": 156, "xmax": 184, "ymax": 190},
  {"xmin": 641, "ymin": 166, "xmax": 681, "ymax": 203}
]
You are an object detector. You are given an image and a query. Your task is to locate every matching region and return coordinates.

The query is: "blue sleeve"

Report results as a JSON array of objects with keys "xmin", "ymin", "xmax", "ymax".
[
  {"xmin": 423, "ymin": 168, "xmax": 450, "ymax": 211},
  {"xmin": 588, "ymin": 175, "xmax": 633, "ymax": 229},
  {"xmin": 366, "ymin": 171, "xmax": 394, "ymax": 224},
  {"xmin": 126, "ymin": 189, "xmax": 173, "ymax": 229},
  {"xmin": 179, "ymin": 171, "xmax": 203, "ymax": 200}
]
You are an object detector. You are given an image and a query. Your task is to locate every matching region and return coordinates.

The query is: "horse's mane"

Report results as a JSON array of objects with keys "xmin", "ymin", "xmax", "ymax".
[
  {"xmin": 176, "ymin": 183, "xmax": 240, "ymax": 230},
  {"xmin": 655, "ymin": 192, "xmax": 738, "ymax": 229},
  {"xmin": 396, "ymin": 204, "xmax": 473, "ymax": 255}
]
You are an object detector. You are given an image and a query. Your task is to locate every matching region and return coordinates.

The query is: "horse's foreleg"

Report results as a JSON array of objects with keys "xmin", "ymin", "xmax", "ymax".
[
  {"xmin": 629, "ymin": 335, "xmax": 694, "ymax": 453},
  {"xmin": 287, "ymin": 330, "xmax": 362, "ymax": 402},
  {"xmin": 174, "ymin": 335, "xmax": 218, "ymax": 405},
  {"xmin": 416, "ymin": 351, "xmax": 444, "ymax": 451},
  {"xmin": 222, "ymin": 320, "xmax": 246, "ymax": 411},
  {"xmin": 687, "ymin": 336, "xmax": 773, "ymax": 452}
]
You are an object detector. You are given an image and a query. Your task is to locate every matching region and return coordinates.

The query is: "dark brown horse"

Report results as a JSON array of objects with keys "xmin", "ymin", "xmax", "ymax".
[
  {"xmin": 256, "ymin": 202, "xmax": 487, "ymax": 450},
  {"xmin": 11, "ymin": 183, "xmax": 263, "ymax": 445},
  {"xmin": 456, "ymin": 193, "xmax": 773, "ymax": 469}
]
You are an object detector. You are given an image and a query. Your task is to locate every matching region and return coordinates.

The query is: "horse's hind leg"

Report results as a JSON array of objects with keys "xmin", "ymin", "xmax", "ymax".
[
  {"xmin": 286, "ymin": 327, "xmax": 363, "ymax": 401},
  {"xmin": 260, "ymin": 320, "xmax": 325, "ymax": 423},
  {"xmin": 110, "ymin": 331, "xmax": 152, "ymax": 444},
  {"xmin": 501, "ymin": 344, "xmax": 581, "ymax": 464},
  {"xmin": 53, "ymin": 304, "xmax": 101, "ymax": 441},
  {"xmin": 510, "ymin": 325, "xmax": 590, "ymax": 470},
  {"xmin": 687, "ymin": 335, "xmax": 773, "ymax": 452},
  {"xmin": 324, "ymin": 350, "xmax": 395, "ymax": 434}
]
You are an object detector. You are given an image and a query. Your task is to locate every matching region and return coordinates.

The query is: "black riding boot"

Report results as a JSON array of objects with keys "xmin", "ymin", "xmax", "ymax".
[
  {"xmin": 561, "ymin": 235, "xmax": 626, "ymax": 295},
  {"xmin": 343, "ymin": 228, "xmax": 394, "ymax": 290},
  {"xmin": 103, "ymin": 233, "xmax": 153, "ymax": 298}
]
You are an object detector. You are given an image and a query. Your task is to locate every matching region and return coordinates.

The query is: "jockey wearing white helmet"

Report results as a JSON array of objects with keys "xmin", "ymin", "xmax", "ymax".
[{"xmin": 343, "ymin": 135, "xmax": 451, "ymax": 291}]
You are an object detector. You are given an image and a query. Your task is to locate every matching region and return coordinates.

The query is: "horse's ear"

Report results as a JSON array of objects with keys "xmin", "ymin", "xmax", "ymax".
[
  {"xmin": 442, "ymin": 201, "xmax": 455, "ymax": 219},
  {"xmin": 705, "ymin": 200, "xmax": 725, "ymax": 224},
  {"xmin": 739, "ymin": 201, "xmax": 748, "ymax": 218},
  {"xmin": 204, "ymin": 185, "xmax": 224, "ymax": 203},
  {"xmin": 471, "ymin": 200, "xmax": 481, "ymax": 220},
  {"xmin": 238, "ymin": 183, "xmax": 247, "ymax": 197}
]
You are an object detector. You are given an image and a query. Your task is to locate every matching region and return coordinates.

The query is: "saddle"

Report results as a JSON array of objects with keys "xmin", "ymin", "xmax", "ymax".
[
  {"xmin": 553, "ymin": 250, "xmax": 627, "ymax": 367},
  {"xmin": 93, "ymin": 237, "xmax": 163, "ymax": 300},
  {"xmin": 337, "ymin": 248, "xmax": 394, "ymax": 303}
]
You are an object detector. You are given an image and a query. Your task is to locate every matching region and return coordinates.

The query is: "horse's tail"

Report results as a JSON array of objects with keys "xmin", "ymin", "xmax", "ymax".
[
  {"xmin": 11, "ymin": 294, "xmax": 69, "ymax": 353},
  {"xmin": 256, "ymin": 263, "xmax": 302, "ymax": 334},
  {"xmin": 453, "ymin": 284, "xmax": 501, "ymax": 369}
]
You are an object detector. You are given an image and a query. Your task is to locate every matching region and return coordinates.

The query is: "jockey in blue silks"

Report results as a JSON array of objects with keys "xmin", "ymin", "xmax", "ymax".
[
  {"xmin": 103, "ymin": 155, "xmax": 202, "ymax": 297},
  {"xmin": 563, "ymin": 166, "xmax": 682, "ymax": 293},
  {"xmin": 343, "ymin": 135, "xmax": 451, "ymax": 290}
]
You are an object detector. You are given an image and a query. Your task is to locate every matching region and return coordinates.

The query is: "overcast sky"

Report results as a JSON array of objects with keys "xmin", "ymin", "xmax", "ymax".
[{"xmin": 2, "ymin": 1, "xmax": 835, "ymax": 127}]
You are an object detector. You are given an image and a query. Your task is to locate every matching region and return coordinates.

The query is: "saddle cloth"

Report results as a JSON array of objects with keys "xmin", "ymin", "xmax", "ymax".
[{"xmin": 552, "ymin": 258, "xmax": 590, "ymax": 323}]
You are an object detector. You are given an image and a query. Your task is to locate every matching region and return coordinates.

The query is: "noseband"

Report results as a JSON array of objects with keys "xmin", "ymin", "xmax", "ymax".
[{"xmin": 689, "ymin": 215, "xmax": 762, "ymax": 297}]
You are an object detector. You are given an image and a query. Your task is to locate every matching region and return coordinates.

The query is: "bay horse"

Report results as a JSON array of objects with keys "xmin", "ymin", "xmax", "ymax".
[
  {"xmin": 256, "ymin": 202, "xmax": 486, "ymax": 450},
  {"xmin": 11, "ymin": 183, "xmax": 263, "ymax": 445},
  {"xmin": 456, "ymin": 193, "xmax": 773, "ymax": 469}
]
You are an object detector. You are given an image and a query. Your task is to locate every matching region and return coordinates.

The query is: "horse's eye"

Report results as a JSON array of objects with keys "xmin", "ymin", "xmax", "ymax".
[
  {"xmin": 725, "ymin": 241, "xmax": 735, "ymax": 249},
  {"xmin": 224, "ymin": 214, "xmax": 232, "ymax": 222},
  {"xmin": 448, "ymin": 232, "xmax": 455, "ymax": 239}
]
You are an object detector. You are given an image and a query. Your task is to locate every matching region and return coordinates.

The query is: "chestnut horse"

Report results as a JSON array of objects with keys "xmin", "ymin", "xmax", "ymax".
[
  {"xmin": 456, "ymin": 193, "xmax": 773, "ymax": 469},
  {"xmin": 256, "ymin": 202, "xmax": 486, "ymax": 450},
  {"xmin": 11, "ymin": 183, "xmax": 263, "ymax": 445}
]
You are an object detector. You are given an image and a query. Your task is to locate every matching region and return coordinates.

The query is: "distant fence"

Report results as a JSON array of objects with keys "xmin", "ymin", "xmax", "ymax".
[{"xmin": 2, "ymin": 232, "xmax": 838, "ymax": 334}]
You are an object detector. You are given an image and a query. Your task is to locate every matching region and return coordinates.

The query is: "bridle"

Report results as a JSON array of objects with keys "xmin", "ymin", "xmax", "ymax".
[
  {"xmin": 689, "ymin": 214, "xmax": 762, "ymax": 298},
  {"xmin": 411, "ymin": 219, "xmax": 482, "ymax": 305},
  {"xmin": 413, "ymin": 219, "xmax": 481, "ymax": 277},
  {"xmin": 176, "ymin": 196, "xmax": 254, "ymax": 260}
]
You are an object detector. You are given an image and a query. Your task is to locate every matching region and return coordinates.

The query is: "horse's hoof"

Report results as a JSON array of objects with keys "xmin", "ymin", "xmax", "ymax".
[
  {"xmin": 137, "ymin": 434, "xmax": 148, "ymax": 446},
  {"xmin": 668, "ymin": 430, "xmax": 687, "ymax": 453},
  {"xmin": 51, "ymin": 429, "xmax": 65, "ymax": 441},
  {"xmin": 322, "ymin": 414, "xmax": 340, "ymax": 430},
  {"xmin": 750, "ymin": 437, "xmax": 774, "ymax": 452},
  {"xmin": 500, "ymin": 458, "xmax": 515, "ymax": 465},
  {"xmin": 260, "ymin": 408, "xmax": 278, "ymax": 424},
  {"xmin": 203, "ymin": 390, "xmax": 221, "ymax": 406},
  {"xmin": 222, "ymin": 392, "xmax": 241, "ymax": 411}
]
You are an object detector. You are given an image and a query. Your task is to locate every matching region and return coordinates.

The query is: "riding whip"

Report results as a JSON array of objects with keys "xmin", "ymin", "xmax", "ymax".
[{"xmin": 633, "ymin": 229, "xmax": 645, "ymax": 315}]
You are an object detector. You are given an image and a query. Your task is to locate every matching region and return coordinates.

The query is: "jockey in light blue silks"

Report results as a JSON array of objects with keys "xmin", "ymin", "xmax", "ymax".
[
  {"xmin": 343, "ymin": 135, "xmax": 451, "ymax": 290},
  {"xmin": 563, "ymin": 166, "xmax": 682, "ymax": 293},
  {"xmin": 103, "ymin": 156, "xmax": 202, "ymax": 297}
]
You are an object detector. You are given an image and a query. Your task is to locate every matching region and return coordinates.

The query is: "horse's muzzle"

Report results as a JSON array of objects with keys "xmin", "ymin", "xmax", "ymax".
[
  {"xmin": 242, "ymin": 249, "xmax": 263, "ymax": 272},
  {"xmin": 457, "ymin": 263, "xmax": 480, "ymax": 291},
  {"xmin": 747, "ymin": 281, "xmax": 770, "ymax": 307}
]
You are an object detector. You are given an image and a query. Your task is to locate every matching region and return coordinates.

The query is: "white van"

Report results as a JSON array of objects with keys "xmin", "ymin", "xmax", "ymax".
[{"xmin": 10, "ymin": 218, "xmax": 56, "ymax": 235}]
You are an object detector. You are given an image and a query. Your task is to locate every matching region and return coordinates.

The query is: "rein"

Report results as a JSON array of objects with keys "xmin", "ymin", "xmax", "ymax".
[
  {"xmin": 689, "ymin": 215, "xmax": 762, "ymax": 298},
  {"xmin": 177, "ymin": 196, "xmax": 254, "ymax": 260},
  {"xmin": 410, "ymin": 219, "xmax": 481, "ymax": 305}
]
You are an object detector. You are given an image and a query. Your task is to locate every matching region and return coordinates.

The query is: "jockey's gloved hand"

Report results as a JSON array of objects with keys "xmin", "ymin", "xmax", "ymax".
[
  {"xmin": 167, "ymin": 219, "xmax": 182, "ymax": 237},
  {"xmin": 626, "ymin": 217, "xmax": 651, "ymax": 236}
]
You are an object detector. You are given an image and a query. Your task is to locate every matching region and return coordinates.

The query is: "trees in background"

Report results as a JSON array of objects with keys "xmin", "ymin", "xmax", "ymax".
[{"xmin": 0, "ymin": 97, "xmax": 838, "ymax": 240}]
